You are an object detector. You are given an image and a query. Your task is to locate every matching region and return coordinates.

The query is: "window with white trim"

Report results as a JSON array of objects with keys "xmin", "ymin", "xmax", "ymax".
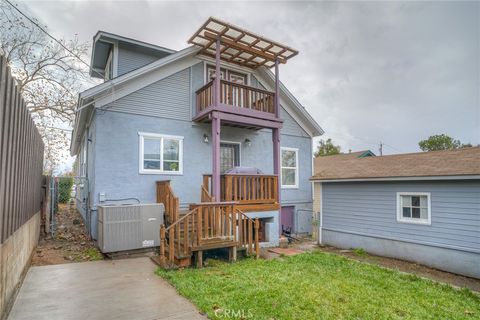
[
  {"xmin": 396, "ymin": 192, "xmax": 431, "ymax": 225},
  {"xmin": 139, "ymin": 133, "xmax": 183, "ymax": 174},
  {"xmin": 281, "ymin": 147, "xmax": 299, "ymax": 188}
]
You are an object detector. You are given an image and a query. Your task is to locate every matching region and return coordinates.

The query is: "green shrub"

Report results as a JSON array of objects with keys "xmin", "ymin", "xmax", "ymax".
[{"xmin": 57, "ymin": 177, "xmax": 73, "ymax": 203}]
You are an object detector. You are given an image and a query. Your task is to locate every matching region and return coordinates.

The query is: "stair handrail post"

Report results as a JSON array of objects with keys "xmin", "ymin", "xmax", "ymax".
[
  {"xmin": 254, "ymin": 218, "xmax": 260, "ymax": 259},
  {"xmin": 159, "ymin": 224, "xmax": 166, "ymax": 265}
]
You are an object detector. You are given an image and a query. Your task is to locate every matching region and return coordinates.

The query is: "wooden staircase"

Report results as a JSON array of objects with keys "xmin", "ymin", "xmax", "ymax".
[{"xmin": 156, "ymin": 181, "xmax": 260, "ymax": 269}]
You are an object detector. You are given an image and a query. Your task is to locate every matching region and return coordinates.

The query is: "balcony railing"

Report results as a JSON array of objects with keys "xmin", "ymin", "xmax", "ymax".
[
  {"xmin": 202, "ymin": 174, "xmax": 279, "ymax": 211},
  {"xmin": 196, "ymin": 79, "xmax": 275, "ymax": 115}
]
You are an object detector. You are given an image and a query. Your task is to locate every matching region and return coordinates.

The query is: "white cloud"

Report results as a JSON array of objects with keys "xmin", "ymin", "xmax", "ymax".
[{"xmin": 22, "ymin": 0, "xmax": 479, "ymax": 162}]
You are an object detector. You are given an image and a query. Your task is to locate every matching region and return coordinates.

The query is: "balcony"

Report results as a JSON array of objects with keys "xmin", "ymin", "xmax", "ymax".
[
  {"xmin": 193, "ymin": 79, "xmax": 281, "ymax": 129},
  {"xmin": 202, "ymin": 174, "xmax": 279, "ymax": 212}
]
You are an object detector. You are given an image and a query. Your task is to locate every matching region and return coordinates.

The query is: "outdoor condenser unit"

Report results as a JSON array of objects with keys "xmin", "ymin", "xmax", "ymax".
[{"xmin": 97, "ymin": 203, "xmax": 165, "ymax": 253}]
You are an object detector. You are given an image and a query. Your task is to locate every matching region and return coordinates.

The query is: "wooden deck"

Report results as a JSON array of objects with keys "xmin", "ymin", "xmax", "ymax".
[
  {"xmin": 156, "ymin": 181, "xmax": 260, "ymax": 269},
  {"xmin": 202, "ymin": 174, "xmax": 279, "ymax": 211}
]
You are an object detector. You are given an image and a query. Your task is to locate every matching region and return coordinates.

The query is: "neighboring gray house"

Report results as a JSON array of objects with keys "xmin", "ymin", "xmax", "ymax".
[
  {"xmin": 71, "ymin": 20, "xmax": 323, "ymax": 249},
  {"xmin": 312, "ymin": 147, "xmax": 480, "ymax": 278}
]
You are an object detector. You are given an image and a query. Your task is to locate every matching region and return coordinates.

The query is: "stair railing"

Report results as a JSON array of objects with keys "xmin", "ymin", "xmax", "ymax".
[
  {"xmin": 156, "ymin": 180, "xmax": 180, "ymax": 225},
  {"xmin": 159, "ymin": 207, "xmax": 198, "ymax": 267},
  {"xmin": 159, "ymin": 203, "xmax": 260, "ymax": 268}
]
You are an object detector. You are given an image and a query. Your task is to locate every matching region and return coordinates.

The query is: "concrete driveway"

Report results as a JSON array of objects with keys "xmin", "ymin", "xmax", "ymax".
[{"xmin": 8, "ymin": 257, "xmax": 205, "ymax": 320}]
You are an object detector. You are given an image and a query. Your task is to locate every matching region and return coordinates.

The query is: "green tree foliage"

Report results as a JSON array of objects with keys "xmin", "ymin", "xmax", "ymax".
[
  {"xmin": 418, "ymin": 134, "xmax": 472, "ymax": 152},
  {"xmin": 57, "ymin": 177, "xmax": 74, "ymax": 203},
  {"xmin": 315, "ymin": 139, "xmax": 341, "ymax": 157}
]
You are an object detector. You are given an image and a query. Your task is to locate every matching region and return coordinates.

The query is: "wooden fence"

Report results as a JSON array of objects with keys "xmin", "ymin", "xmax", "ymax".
[{"xmin": 0, "ymin": 54, "xmax": 44, "ymax": 243}]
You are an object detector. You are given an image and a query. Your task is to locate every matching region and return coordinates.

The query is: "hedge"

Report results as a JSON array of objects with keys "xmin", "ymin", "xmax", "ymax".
[{"xmin": 57, "ymin": 177, "xmax": 74, "ymax": 203}]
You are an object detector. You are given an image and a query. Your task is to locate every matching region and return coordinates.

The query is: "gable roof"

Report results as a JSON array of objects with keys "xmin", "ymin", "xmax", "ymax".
[
  {"xmin": 90, "ymin": 31, "xmax": 176, "ymax": 79},
  {"xmin": 71, "ymin": 26, "xmax": 324, "ymax": 155},
  {"xmin": 311, "ymin": 147, "xmax": 480, "ymax": 182}
]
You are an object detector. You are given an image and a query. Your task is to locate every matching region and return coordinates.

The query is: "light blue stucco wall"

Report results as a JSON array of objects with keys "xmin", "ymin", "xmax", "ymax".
[
  {"xmin": 93, "ymin": 110, "xmax": 312, "ymax": 204},
  {"xmin": 88, "ymin": 109, "xmax": 313, "ymax": 237},
  {"xmin": 321, "ymin": 180, "xmax": 480, "ymax": 277}
]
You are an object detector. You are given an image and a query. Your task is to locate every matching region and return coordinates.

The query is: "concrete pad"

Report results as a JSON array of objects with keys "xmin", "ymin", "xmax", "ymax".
[{"xmin": 8, "ymin": 257, "xmax": 205, "ymax": 320}]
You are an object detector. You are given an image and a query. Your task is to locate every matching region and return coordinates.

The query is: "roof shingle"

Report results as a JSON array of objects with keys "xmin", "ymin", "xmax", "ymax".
[{"xmin": 311, "ymin": 147, "xmax": 480, "ymax": 181}]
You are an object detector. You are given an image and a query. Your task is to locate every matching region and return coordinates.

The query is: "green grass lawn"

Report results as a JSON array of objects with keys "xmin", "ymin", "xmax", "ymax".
[{"xmin": 156, "ymin": 251, "xmax": 480, "ymax": 320}]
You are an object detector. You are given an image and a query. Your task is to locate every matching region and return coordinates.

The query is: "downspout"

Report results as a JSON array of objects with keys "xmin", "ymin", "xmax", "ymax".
[{"xmin": 85, "ymin": 124, "xmax": 91, "ymax": 238}]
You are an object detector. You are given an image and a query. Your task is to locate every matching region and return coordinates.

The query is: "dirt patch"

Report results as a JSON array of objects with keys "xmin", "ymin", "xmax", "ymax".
[
  {"xmin": 289, "ymin": 240, "xmax": 480, "ymax": 292},
  {"xmin": 32, "ymin": 203, "xmax": 103, "ymax": 266}
]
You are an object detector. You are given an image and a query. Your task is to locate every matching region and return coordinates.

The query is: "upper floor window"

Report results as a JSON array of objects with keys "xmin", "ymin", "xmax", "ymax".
[
  {"xmin": 396, "ymin": 192, "xmax": 431, "ymax": 225},
  {"xmin": 281, "ymin": 147, "xmax": 298, "ymax": 188},
  {"xmin": 139, "ymin": 132, "xmax": 183, "ymax": 175}
]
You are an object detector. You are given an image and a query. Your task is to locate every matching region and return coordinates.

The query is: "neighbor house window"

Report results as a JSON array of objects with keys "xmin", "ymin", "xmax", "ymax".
[
  {"xmin": 396, "ymin": 192, "xmax": 431, "ymax": 225},
  {"xmin": 139, "ymin": 132, "xmax": 183, "ymax": 174},
  {"xmin": 281, "ymin": 147, "xmax": 299, "ymax": 188}
]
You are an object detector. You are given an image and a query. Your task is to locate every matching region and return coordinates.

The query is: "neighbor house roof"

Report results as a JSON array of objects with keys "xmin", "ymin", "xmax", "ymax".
[{"xmin": 311, "ymin": 147, "xmax": 480, "ymax": 182}]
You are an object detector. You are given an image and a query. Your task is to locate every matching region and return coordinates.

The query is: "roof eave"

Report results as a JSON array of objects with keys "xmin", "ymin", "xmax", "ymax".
[{"xmin": 310, "ymin": 175, "xmax": 480, "ymax": 182}]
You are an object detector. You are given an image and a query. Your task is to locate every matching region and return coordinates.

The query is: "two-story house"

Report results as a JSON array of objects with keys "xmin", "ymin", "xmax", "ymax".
[{"xmin": 71, "ymin": 18, "xmax": 323, "ymax": 261}]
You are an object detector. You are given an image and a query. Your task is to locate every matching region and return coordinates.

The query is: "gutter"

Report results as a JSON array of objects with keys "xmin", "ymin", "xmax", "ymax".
[{"xmin": 310, "ymin": 175, "xmax": 480, "ymax": 183}]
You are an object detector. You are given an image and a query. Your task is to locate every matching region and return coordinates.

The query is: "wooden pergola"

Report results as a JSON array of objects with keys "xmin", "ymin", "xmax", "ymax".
[
  {"xmin": 188, "ymin": 17, "xmax": 298, "ymax": 201},
  {"xmin": 188, "ymin": 17, "xmax": 298, "ymax": 69}
]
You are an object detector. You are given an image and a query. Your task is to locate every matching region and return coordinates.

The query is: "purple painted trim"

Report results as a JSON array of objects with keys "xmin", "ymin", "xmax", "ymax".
[
  {"xmin": 218, "ymin": 112, "xmax": 283, "ymax": 129},
  {"xmin": 272, "ymin": 128, "xmax": 281, "ymax": 203},
  {"xmin": 211, "ymin": 112, "xmax": 221, "ymax": 199},
  {"xmin": 216, "ymin": 104, "xmax": 280, "ymax": 122},
  {"xmin": 275, "ymin": 59, "xmax": 280, "ymax": 117},
  {"xmin": 214, "ymin": 38, "xmax": 221, "ymax": 107},
  {"xmin": 193, "ymin": 105, "xmax": 283, "ymax": 124},
  {"xmin": 211, "ymin": 39, "xmax": 222, "ymax": 200}
]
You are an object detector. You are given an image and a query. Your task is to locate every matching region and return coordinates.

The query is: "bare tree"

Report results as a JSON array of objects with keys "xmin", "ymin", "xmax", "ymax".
[{"xmin": 0, "ymin": 2, "xmax": 97, "ymax": 172}]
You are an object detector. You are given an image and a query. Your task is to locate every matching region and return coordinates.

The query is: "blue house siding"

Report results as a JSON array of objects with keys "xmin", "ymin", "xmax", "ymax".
[
  {"xmin": 105, "ymin": 68, "xmax": 191, "ymax": 121},
  {"xmin": 321, "ymin": 180, "xmax": 480, "ymax": 277},
  {"xmin": 117, "ymin": 43, "xmax": 170, "ymax": 76}
]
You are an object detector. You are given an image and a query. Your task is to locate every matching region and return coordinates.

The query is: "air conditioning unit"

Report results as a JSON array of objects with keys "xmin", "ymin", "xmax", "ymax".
[{"xmin": 97, "ymin": 203, "xmax": 165, "ymax": 253}]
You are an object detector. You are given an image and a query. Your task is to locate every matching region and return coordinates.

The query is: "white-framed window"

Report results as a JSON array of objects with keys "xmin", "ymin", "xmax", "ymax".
[
  {"xmin": 281, "ymin": 147, "xmax": 299, "ymax": 189},
  {"xmin": 396, "ymin": 192, "xmax": 431, "ymax": 225},
  {"xmin": 139, "ymin": 132, "xmax": 183, "ymax": 175}
]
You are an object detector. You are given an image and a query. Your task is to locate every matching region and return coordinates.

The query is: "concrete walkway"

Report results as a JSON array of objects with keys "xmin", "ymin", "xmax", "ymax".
[{"xmin": 8, "ymin": 257, "xmax": 205, "ymax": 320}]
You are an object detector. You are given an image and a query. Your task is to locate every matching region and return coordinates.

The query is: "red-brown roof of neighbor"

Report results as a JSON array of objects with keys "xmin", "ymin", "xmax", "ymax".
[{"xmin": 311, "ymin": 147, "xmax": 480, "ymax": 181}]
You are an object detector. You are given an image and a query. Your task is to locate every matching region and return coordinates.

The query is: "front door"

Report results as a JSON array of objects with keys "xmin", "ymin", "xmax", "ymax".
[
  {"xmin": 220, "ymin": 142, "xmax": 240, "ymax": 173},
  {"xmin": 280, "ymin": 206, "xmax": 295, "ymax": 234}
]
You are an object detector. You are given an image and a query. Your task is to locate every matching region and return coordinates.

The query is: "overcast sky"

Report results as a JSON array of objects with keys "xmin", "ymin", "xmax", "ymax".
[{"xmin": 22, "ymin": 0, "xmax": 480, "ymax": 160}]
